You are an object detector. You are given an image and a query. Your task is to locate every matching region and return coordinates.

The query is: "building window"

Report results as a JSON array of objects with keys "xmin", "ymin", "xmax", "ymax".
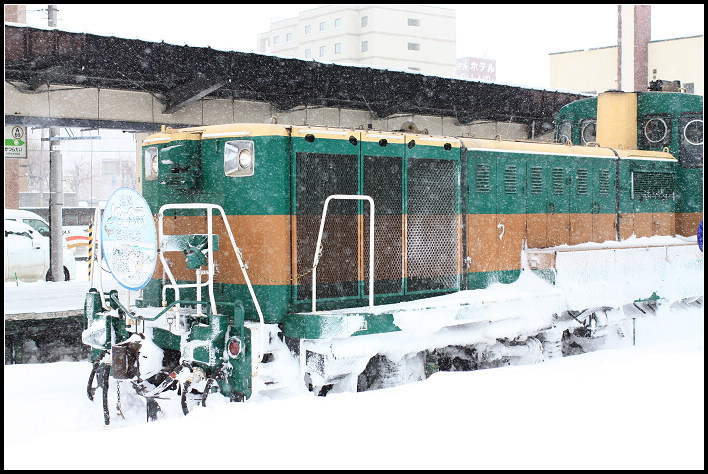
[
  {"xmin": 319, "ymin": 46, "xmax": 326, "ymax": 57},
  {"xmin": 407, "ymin": 42, "xmax": 420, "ymax": 51},
  {"xmin": 408, "ymin": 18, "xmax": 420, "ymax": 27},
  {"xmin": 305, "ymin": 48, "xmax": 312, "ymax": 59},
  {"xmin": 361, "ymin": 16, "xmax": 368, "ymax": 27},
  {"xmin": 286, "ymin": 33, "xmax": 293, "ymax": 43},
  {"xmin": 273, "ymin": 35, "xmax": 279, "ymax": 45},
  {"xmin": 305, "ymin": 24, "xmax": 311, "ymax": 35},
  {"xmin": 334, "ymin": 43, "xmax": 341, "ymax": 54},
  {"xmin": 334, "ymin": 18, "xmax": 342, "ymax": 29},
  {"xmin": 361, "ymin": 40, "xmax": 368, "ymax": 52},
  {"xmin": 320, "ymin": 21, "xmax": 326, "ymax": 32},
  {"xmin": 102, "ymin": 160, "xmax": 120, "ymax": 174}
]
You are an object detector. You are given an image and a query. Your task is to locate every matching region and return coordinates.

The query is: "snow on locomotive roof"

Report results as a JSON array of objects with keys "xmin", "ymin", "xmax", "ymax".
[{"xmin": 462, "ymin": 137, "xmax": 677, "ymax": 161}]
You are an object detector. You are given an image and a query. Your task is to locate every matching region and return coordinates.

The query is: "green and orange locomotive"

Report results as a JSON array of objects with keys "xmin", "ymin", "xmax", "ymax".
[{"xmin": 82, "ymin": 89, "xmax": 703, "ymax": 425}]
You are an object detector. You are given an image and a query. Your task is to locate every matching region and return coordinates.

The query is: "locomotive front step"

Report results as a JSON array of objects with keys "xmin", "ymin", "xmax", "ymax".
[{"xmin": 248, "ymin": 322, "xmax": 300, "ymax": 394}]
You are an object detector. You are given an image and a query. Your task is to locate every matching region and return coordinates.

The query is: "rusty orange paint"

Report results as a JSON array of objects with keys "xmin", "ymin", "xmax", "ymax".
[
  {"xmin": 569, "ymin": 213, "xmax": 593, "ymax": 245},
  {"xmin": 654, "ymin": 213, "xmax": 675, "ymax": 236},
  {"xmin": 466, "ymin": 214, "xmax": 527, "ymax": 273},
  {"xmin": 547, "ymin": 213, "xmax": 570, "ymax": 247},
  {"xmin": 457, "ymin": 214, "xmax": 464, "ymax": 274},
  {"xmin": 154, "ymin": 215, "xmax": 291, "ymax": 285},
  {"xmin": 618, "ymin": 213, "xmax": 635, "ymax": 240},
  {"xmin": 525, "ymin": 213, "xmax": 547, "ymax": 248},
  {"xmin": 357, "ymin": 214, "xmax": 364, "ymax": 282},
  {"xmin": 592, "ymin": 214, "xmax": 617, "ymax": 243},
  {"xmin": 291, "ymin": 217, "xmax": 298, "ymax": 284},
  {"xmin": 466, "ymin": 214, "xmax": 498, "ymax": 273},
  {"xmin": 676, "ymin": 213, "xmax": 703, "ymax": 237},
  {"xmin": 402, "ymin": 214, "xmax": 408, "ymax": 278},
  {"xmin": 468, "ymin": 213, "xmax": 625, "ymax": 274},
  {"xmin": 497, "ymin": 214, "xmax": 526, "ymax": 271},
  {"xmin": 632, "ymin": 213, "xmax": 654, "ymax": 238},
  {"xmin": 618, "ymin": 213, "xmax": 676, "ymax": 239}
]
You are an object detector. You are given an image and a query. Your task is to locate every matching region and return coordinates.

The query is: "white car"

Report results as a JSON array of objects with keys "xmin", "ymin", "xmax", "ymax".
[
  {"xmin": 5, "ymin": 208, "xmax": 91, "ymax": 260},
  {"xmin": 4, "ymin": 220, "xmax": 77, "ymax": 282}
]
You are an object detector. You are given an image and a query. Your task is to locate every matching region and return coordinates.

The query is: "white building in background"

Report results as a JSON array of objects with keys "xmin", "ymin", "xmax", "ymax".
[
  {"xmin": 550, "ymin": 35, "xmax": 704, "ymax": 96},
  {"xmin": 257, "ymin": 4, "xmax": 457, "ymax": 77}
]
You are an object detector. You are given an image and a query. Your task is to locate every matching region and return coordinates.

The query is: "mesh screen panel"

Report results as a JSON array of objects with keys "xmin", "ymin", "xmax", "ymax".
[
  {"xmin": 295, "ymin": 152, "xmax": 460, "ymax": 301},
  {"xmin": 406, "ymin": 158, "xmax": 460, "ymax": 292},
  {"xmin": 632, "ymin": 171, "xmax": 675, "ymax": 200},
  {"xmin": 363, "ymin": 155, "xmax": 403, "ymax": 295},
  {"xmin": 296, "ymin": 152, "xmax": 358, "ymax": 300}
]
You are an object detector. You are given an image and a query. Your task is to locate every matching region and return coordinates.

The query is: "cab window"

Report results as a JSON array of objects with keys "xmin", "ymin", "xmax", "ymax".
[{"xmin": 679, "ymin": 113, "xmax": 703, "ymax": 169}]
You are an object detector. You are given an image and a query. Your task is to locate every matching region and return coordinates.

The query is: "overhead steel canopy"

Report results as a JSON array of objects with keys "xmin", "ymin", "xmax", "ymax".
[{"xmin": 5, "ymin": 24, "xmax": 589, "ymax": 130}]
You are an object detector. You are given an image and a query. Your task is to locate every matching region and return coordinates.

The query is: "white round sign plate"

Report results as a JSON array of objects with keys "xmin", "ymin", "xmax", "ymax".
[{"xmin": 101, "ymin": 187, "xmax": 157, "ymax": 290}]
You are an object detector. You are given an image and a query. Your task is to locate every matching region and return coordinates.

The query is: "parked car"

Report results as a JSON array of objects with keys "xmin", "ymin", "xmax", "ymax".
[
  {"xmin": 4, "ymin": 219, "xmax": 77, "ymax": 282},
  {"xmin": 5, "ymin": 209, "xmax": 53, "ymax": 238},
  {"xmin": 18, "ymin": 207, "xmax": 93, "ymax": 260}
]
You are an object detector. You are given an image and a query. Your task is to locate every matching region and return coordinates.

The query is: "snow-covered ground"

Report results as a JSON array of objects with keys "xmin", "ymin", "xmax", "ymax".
[
  {"xmin": 4, "ymin": 239, "xmax": 704, "ymax": 470},
  {"xmin": 4, "ymin": 260, "xmax": 121, "ymax": 315},
  {"xmin": 3, "ymin": 304, "xmax": 704, "ymax": 470}
]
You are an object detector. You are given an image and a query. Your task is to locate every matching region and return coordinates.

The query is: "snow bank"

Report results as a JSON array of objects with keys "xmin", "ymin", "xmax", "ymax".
[{"xmin": 3, "ymin": 305, "xmax": 703, "ymax": 470}]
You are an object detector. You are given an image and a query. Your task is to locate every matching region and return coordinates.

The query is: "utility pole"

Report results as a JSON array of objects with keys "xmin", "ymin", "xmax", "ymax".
[
  {"xmin": 617, "ymin": 5, "xmax": 651, "ymax": 92},
  {"xmin": 48, "ymin": 128, "xmax": 64, "ymax": 281},
  {"xmin": 48, "ymin": 4, "xmax": 57, "ymax": 26},
  {"xmin": 48, "ymin": 4, "xmax": 64, "ymax": 281}
]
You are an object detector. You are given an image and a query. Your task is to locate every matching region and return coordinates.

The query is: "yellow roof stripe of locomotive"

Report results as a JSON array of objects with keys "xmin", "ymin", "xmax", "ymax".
[
  {"xmin": 461, "ymin": 137, "xmax": 676, "ymax": 161},
  {"xmin": 200, "ymin": 123, "xmax": 289, "ymax": 139},
  {"xmin": 616, "ymin": 149, "xmax": 676, "ymax": 161},
  {"xmin": 142, "ymin": 123, "xmax": 289, "ymax": 146},
  {"xmin": 291, "ymin": 125, "xmax": 460, "ymax": 148},
  {"xmin": 144, "ymin": 124, "xmax": 675, "ymax": 161}
]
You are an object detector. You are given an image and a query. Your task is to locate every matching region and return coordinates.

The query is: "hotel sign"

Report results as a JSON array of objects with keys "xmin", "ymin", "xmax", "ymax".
[{"xmin": 456, "ymin": 57, "xmax": 496, "ymax": 81}]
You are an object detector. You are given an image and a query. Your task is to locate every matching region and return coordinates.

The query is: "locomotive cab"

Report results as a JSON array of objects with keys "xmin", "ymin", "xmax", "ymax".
[{"xmin": 555, "ymin": 89, "xmax": 703, "ymax": 237}]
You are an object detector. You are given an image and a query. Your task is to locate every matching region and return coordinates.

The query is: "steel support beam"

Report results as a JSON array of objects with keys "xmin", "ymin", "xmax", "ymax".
[{"xmin": 162, "ymin": 77, "xmax": 228, "ymax": 114}]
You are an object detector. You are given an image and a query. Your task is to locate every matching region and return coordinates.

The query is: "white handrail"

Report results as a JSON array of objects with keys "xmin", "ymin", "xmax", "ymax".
[
  {"xmin": 312, "ymin": 195, "xmax": 375, "ymax": 313},
  {"xmin": 158, "ymin": 203, "xmax": 265, "ymax": 362}
]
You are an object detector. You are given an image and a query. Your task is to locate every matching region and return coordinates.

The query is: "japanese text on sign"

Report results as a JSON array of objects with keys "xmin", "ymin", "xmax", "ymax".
[
  {"xmin": 456, "ymin": 57, "xmax": 496, "ymax": 82},
  {"xmin": 5, "ymin": 126, "xmax": 27, "ymax": 158}
]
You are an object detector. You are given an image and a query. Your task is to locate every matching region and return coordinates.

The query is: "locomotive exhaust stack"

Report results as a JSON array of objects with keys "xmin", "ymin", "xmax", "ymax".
[{"xmin": 596, "ymin": 91, "xmax": 638, "ymax": 150}]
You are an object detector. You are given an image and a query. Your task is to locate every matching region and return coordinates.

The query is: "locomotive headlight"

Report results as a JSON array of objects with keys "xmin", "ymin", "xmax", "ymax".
[
  {"xmin": 683, "ymin": 119, "xmax": 703, "ymax": 146},
  {"xmin": 238, "ymin": 148, "xmax": 253, "ymax": 169},
  {"xmin": 224, "ymin": 140, "xmax": 255, "ymax": 177},
  {"xmin": 144, "ymin": 146, "xmax": 159, "ymax": 181},
  {"xmin": 580, "ymin": 119, "xmax": 597, "ymax": 145},
  {"xmin": 644, "ymin": 117, "xmax": 668, "ymax": 143}
]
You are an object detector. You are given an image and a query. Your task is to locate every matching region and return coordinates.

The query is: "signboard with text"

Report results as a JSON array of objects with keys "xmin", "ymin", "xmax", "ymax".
[
  {"xmin": 5, "ymin": 125, "xmax": 27, "ymax": 158},
  {"xmin": 456, "ymin": 57, "xmax": 496, "ymax": 82},
  {"xmin": 101, "ymin": 187, "xmax": 157, "ymax": 290}
]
